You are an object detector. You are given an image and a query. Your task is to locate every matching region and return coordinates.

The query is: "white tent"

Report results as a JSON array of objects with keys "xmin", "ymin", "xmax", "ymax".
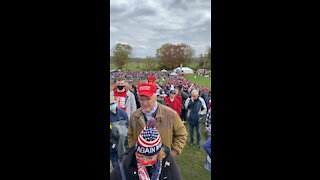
[
  {"xmin": 170, "ymin": 72, "xmax": 179, "ymax": 76},
  {"xmin": 161, "ymin": 69, "xmax": 168, "ymax": 72},
  {"xmin": 174, "ymin": 67, "xmax": 194, "ymax": 74}
]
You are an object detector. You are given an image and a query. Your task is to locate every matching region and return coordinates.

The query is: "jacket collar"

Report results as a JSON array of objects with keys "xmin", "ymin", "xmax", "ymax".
[{"xmin": 135, "ymin": 104, "xmax": 165, "ymax": 122}]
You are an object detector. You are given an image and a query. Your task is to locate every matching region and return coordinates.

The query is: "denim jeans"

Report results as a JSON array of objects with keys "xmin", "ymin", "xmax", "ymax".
[
  {"xmin": 110, "ymin": 143, "xmax": 118, "ymax": 168},
  {"xmin": 189, "ymin": 122, "xmax": 201, "ymax": 146}
]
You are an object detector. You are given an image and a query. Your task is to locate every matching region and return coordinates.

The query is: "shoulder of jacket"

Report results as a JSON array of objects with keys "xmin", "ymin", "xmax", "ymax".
[
  {"xmin": 199, "ymin": 97, "xmax": 206, "ymax": 102},
  {"xmin": 126, "ymin": 90, "xmax": 133, "ymax": 96},
  {"xmin": 119, "ymin": 108, "xmax": 128, "ymax": 116},
  {"xmin": 117, "ymin": 107, "xmax": 125, "ymax": 113},
  {"xmin": 131, "ymin": 108, "xmax": 142, "ymax": 117}
]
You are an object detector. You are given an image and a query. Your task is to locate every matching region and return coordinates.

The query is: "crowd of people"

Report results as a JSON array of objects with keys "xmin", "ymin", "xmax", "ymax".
[{"xmin": 109, "ymin": 70, "xmax": 212, "ymax": 179}]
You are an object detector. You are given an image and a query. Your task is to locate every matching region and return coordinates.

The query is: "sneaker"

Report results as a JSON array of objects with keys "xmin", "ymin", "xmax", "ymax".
[{"xmin": 189, "ymin": 143, "xmax": 193, "ymax": 146}]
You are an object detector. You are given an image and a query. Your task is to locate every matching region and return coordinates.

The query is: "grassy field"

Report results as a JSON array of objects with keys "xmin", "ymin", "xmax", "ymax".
[
  {"xmin": 110, "ymin": 62, "xmax": 148, "ymax": 71},
  {"xmin": 185, "ymin": 74, "xmax": 211, "ymax": 88},
  {"xmin": 175, "ymin": 121, "xmax": 211, "ymax": 179}
]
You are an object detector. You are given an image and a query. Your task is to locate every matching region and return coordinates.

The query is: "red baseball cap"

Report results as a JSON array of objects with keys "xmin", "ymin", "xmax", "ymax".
[{"xmin": 137, "ymin": 83, "xmax": 156, "ymax": 98}]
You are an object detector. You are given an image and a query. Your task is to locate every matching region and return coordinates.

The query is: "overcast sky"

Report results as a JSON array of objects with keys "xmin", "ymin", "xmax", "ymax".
[{"xmin": 110, "ymin": 0, "xmax": 211, "ymax": 58}]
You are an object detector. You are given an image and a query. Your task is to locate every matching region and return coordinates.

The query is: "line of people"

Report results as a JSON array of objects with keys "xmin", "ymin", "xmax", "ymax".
[{"xmin": 109, "ymin": 72, "xmax": 212, "ymax": 179}]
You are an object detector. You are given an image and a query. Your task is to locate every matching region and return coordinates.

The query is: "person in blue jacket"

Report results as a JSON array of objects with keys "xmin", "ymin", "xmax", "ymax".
[
  {"xmin": 184, "ymin": 89, "xmax": 207, "ymax": 148},
  {"xmin": 110, "ymin": 95, "xmax": 129, "ymax": 168},
  {"xmin": 203, "ymin": 137, "xmax": 212, "ymax": 172},
  {"xmin": 203, "ymin": 137, "xmax": 211, "ymax": 158}
]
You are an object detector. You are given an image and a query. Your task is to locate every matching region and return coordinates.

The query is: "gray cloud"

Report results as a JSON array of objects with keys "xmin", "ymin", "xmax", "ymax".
[{"xmin": 110, "ymin": 0, "xmax": 211, "ymax": 58}]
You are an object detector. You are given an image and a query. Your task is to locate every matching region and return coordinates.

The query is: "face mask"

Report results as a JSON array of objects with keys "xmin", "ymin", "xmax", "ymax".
[
  {"xmin": 117, "ymin": 85, "xmax": 124, "ymax": 90},
  {"xmin": 110, "ymin": 103, "xmax": 117, "ymax": 111}
]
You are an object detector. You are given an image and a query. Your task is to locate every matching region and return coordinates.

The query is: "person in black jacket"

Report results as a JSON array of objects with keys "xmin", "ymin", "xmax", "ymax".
[
  {"xmin": 128, "ymin": 81, "xmax": 141, "ymax": 109},
  {"xmin": 110, "ymin": 125, "xmax": 182, "ymax": 180},
  {"xmin": 180, "ymin": 85, "xmax": 190, "ymax": 123}
]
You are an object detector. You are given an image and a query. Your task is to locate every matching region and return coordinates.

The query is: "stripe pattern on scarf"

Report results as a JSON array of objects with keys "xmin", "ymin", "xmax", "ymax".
[{"xmin": 137, "ymin": 159, "xmax": 162, "ymax": 180}]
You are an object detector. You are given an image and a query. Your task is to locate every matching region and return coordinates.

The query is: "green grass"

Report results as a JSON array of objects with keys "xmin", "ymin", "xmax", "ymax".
[
  {"xmin": 175, "ymin": 120, "xmax": 211, "ymax": 180},
  {"xmin": 184, "ymin": 74, "xmax": 211, "ymax": 88},
  {"xmin": 110, "ymin": 62, "xmax": 149, "ymax": 71},
  {"xmin": 188, "ymin": 61, "xmax": 199, "ymax": 70}
]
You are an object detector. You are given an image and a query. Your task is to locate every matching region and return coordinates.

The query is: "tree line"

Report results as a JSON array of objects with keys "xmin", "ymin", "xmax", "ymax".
[{"xmin": 111, "ymin": 43, "xmax": 211, "ymax": 71}]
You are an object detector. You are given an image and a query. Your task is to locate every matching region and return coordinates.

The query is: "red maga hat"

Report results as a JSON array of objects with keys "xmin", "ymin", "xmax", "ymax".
[{"xmin": 137, "ymin": 83, "xmax": 157, "ymax": 98}]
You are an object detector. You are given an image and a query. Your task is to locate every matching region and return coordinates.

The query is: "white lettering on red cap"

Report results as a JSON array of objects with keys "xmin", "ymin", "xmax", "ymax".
[{"xmin": 139, "ymin": 86, "xmax": 151, "ymax": 91}]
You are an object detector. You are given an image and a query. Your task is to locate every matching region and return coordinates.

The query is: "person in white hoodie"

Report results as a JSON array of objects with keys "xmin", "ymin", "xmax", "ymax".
[{"xmin": 111, "ymin": 76, "xmax": 137, "ymax": 118}]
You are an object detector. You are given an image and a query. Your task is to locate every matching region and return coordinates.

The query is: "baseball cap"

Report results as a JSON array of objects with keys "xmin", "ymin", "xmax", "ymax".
[{"xmin": 137, "ymin": 83, "xmax": 157, "ymax": 98}]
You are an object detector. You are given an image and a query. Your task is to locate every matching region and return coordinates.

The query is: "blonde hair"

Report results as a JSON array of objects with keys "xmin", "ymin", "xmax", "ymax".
[
  {"xmin": 191, "ymin": 89, "xmax": 199, "ymax": 97},
  {"xmin": 157, "ymin": 147, "xmax": 167, "ymax": 160}
]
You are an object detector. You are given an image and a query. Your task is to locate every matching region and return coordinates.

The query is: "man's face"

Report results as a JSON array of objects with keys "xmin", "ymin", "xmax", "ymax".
[
  {"xmin": 116, "ymin": 80, "xmax": 125, "ymax": 86},
  {"xmin": 139, "ymin": 94, "xmax": 156, "ymax": 112},
  {"xmin": 116, "ymin": 80, "xmax": 125, "ymax": 91},
  {"xmin": 136, "ymin": 152, "xmax": 158, "ymax": 166},
  {"xmin": 192, "ymin": 93, "xmax": 199, "ymax": 99},
  {"xmin": 137, "ymin": 153, "xmax": 157, "ymax": 161}
]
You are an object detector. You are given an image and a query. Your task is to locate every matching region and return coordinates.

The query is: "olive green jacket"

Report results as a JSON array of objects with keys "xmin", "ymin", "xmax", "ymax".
[{"xmin": 128, "ymin": 103, "xmax": 188, "ymax": 155}]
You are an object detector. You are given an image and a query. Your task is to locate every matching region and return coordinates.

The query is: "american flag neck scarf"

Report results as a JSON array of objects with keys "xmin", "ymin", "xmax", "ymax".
[{"xmin": 136, "ymin": 157, "xmax": 162, "ymax": 180}]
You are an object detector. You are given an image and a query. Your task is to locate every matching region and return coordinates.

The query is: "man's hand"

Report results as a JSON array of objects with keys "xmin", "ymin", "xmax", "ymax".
[{"xmin": 170, "ymin": 148, "xmax": 178, "ymax": 157}]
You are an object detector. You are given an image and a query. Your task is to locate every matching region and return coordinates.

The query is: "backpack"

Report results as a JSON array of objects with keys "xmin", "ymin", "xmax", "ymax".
[{"xmin": 110, "ymin": 120, "xmax": 128, "ymax": 160}]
